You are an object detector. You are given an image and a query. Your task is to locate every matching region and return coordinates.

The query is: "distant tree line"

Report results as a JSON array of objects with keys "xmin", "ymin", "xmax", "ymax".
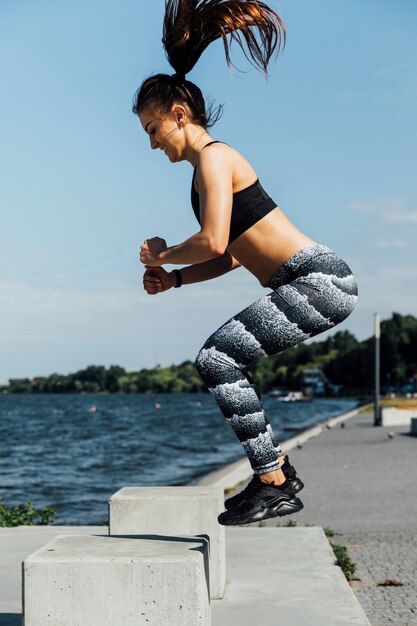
[
  {"xmin": 1, "ymin": 313, "xmax": 416, "ymax": 395},
  {"xmin": 1, "ymin": 363, "xmax": 203, "ymax": 394}
]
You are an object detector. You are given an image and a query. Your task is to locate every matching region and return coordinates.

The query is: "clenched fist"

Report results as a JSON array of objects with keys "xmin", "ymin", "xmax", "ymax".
[
  {"xmin": 143, "ymin": 266, "xmax": 176, "ymax": 295},
  {"xmin": 140, "ymin": 237, "xmax": 167, "ymax": 266}
]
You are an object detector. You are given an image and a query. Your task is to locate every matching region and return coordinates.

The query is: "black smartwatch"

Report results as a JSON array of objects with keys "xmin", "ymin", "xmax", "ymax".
[{"xmin": 173, "ymin": 269, "xmax": 183, "ymax": 288}]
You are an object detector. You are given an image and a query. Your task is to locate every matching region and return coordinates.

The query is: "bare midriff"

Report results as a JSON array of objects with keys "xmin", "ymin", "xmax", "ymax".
[{"xmin": 227, "ymin": 207, "xmax": 316, "ymax": 287}]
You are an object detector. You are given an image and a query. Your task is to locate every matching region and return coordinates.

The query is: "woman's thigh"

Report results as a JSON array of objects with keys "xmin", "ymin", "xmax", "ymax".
[{"xmin": 200, "ymin": 255, "xmax": 358, "ymax": 365}]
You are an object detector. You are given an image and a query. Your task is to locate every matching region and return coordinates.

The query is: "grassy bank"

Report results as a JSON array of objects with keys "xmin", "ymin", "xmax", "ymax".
[{"xmin": 360, "ymin": 397, "xmax": 417, "ymax": 412}]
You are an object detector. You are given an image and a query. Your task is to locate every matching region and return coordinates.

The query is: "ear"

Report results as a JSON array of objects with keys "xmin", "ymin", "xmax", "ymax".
[{"xmin": 172, "ymin": 103, "xmax": 188, "ymax": 126}]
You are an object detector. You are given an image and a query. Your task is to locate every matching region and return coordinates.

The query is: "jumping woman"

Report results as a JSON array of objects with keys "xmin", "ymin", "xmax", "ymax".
[{"xmin": 136, "ymin": 0, "xmax": 358, "ymax": 526}]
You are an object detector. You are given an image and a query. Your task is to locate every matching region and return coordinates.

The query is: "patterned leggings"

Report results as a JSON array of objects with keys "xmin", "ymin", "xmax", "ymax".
[{"xmin": 195, "ymin": 244, "xmax": 358, "ymax": 475}]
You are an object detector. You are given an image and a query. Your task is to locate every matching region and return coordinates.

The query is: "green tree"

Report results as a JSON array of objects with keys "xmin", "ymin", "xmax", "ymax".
[{"xmin": 105, "ymin": 365, "xmax": 126, "ymax": 392}]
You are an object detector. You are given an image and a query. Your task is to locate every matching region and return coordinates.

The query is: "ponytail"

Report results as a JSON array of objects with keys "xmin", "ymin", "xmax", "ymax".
[
  {"xmin": 163, "ymin": 0, "xmax": 285, "ymax": 77},
  {"xmin": 133, "ymin": 0, "xmax": 285, "ymax": 127}
]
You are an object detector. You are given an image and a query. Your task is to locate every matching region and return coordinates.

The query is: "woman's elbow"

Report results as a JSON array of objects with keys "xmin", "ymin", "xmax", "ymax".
[
  {"xmin": 209, "ymin": 240, "xmax": 228, "ymax": 257},
  {"xmin": 200, "ymin": 229, "xmax": 229, "ymax": 257}
]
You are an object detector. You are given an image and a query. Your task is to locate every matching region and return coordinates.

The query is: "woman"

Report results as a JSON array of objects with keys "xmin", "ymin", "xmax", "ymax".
[{"xmin": 136, "ymin": 0, "xmax": 358, "ymax": 526}]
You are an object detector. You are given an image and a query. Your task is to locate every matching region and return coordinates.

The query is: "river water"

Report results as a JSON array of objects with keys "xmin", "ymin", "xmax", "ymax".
[{"xmin": 0, "ymin": 393, "xmax": 358, "ymax": 524}]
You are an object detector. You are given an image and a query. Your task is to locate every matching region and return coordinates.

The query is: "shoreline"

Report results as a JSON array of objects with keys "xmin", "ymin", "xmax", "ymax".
[{"xmin": 194, "ymin": 403, "xmax": 371, "ymax": 491}]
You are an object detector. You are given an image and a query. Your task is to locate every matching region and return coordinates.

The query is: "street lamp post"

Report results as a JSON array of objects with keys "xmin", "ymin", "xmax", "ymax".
[{"xmin": 374, "ymin": 313, "xmax": 381, "ymax": 426}]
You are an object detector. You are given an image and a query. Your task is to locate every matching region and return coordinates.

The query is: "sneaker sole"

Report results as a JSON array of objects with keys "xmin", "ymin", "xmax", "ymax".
[
  {"xmin": 263, "ymin": 497, "xmax": 304, "ymax": 521},
  {"xmin": 219, "ymin": 497, "xmax": 304, "ymax": 526}
]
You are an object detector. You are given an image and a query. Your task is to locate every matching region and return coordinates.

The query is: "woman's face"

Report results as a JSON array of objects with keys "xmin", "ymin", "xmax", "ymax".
[{"xmin": 139, "ymin": 106, "xmax": 185, "ymax": 163}]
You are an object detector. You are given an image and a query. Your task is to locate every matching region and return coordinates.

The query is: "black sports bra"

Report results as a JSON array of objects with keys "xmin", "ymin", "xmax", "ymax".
[{"xmin": 191, "ymin": 141, "xmax": 277, "ymax": 245}]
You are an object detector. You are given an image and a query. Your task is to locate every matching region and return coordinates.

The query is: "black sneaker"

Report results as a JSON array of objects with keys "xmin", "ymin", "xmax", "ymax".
[
  {"xmin": 218, "ymin": 476, "xmax": 304, "ymax": 526},
  {"xmin": 224, "ymin": 455, "xmax": 304, "ymax": 510}
]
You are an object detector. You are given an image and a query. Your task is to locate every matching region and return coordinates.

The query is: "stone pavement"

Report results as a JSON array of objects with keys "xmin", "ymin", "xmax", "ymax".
[
  {"xmin": 224, "ymin": 411, "xmax": 417, "ymax": 626},
  {"xmin": 340, "ymin": 531, "xmax": 417, "ymax": 626}
]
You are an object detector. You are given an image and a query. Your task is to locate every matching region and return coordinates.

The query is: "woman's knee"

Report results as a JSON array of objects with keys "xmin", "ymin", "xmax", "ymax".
[
  {"xmin": 194, "ymin": 346, "xmax": 207, "ymax": 380},
  {"xmin": 195, "ymin": 342, "xmax": 241, "ymax": 386},
  {"xmin": 194, "ymin": 341, "xmax": 217, "ymax": 383}
]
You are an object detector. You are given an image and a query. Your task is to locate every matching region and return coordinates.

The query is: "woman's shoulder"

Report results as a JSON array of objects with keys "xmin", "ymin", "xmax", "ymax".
[
  {"xmin": 198, "ymin": 141, "xmax": 256, "ymax": 175},
  {"xmin": 196, "ymin": 141, "xmax": 235, "ymax": 176},
  {"xmin": 198, "ymin": 141, "xmax": 258, "ymax": 189}
]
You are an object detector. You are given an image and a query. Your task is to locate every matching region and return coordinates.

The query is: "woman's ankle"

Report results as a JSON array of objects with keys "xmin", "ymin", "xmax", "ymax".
[{"xmin": 259, "ymin": 467, "xmax": 286, "ymax": 485}]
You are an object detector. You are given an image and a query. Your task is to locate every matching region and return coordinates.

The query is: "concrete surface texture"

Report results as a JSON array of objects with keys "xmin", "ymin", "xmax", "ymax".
[
  {"xmin": 0, "ymin": 526, "xmax": 369, "ymax": 626},
  {"xmin": 0, "ymin": 526, "xmax": 105, "ymax": 625},
  {"xmin": 212, "ymin": 527, "xmax": 370, "ymax": 626},
  {"xmin": 109, "ymin": 486, "xmax": 225, "ymax": 599},
  {"xmin": 23, "ymin": 533, "xmax": 210, "ymax": 626},
  {"xmin": 382, "ymin": 407, "xmax": 417, "ymax": 427}
]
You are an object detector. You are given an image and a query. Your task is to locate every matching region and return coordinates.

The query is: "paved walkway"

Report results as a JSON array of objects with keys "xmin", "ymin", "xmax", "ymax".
[{"xmin": 225, "ymin": 411, "xmax": 417, "ymax": 625}]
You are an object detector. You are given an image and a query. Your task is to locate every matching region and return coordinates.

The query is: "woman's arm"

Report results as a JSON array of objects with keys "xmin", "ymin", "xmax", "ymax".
[
  {"xmin": 141, "ymin": 146, "xmax": 233, "ymax": 266},
  {"xmin": 181, "ymin": 251, "xmax": 241, "ymax": 285},
  {"xmin": 143, "ymin": 252, "xmax": 241, "ymax": 295}
]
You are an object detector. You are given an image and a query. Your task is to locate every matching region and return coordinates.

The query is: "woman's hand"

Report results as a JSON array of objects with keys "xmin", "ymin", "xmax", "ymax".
[
  {"xmin": 143, "ymin": 266, "xmax": 176, "ymax": 295},
  {"xmin": 140, "ymin": 237, "xmax": 167, "ymax": 266}
]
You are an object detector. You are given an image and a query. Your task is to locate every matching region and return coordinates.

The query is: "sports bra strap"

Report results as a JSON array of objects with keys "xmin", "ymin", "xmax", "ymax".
[{"xmin": 201, "ymin": 140, "xmax": 227, "ymax": 151}]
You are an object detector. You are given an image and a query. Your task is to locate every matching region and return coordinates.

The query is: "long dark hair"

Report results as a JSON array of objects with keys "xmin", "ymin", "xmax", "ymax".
[{"xmin": 133, "ymin": 0, "xmax": 286, "ymax": 128}]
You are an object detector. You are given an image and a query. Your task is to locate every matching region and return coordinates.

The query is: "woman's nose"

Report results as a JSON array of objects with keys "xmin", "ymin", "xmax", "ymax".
[{"xmin": 150, "ymin": 136, "xmax": 158, "ymax": 150}]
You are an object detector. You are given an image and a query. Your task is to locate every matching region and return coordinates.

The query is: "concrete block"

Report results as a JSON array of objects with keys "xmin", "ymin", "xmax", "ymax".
[
  {"xmin": 382, "ymin": 407, "xmax": 417, "ymax": 427},
  {"xmin": 109, "ymin": 487, "xmax": 225, "ymax": 599},
  {"xmin": 411, "ymin": 418, "xmax": 417, "ymax": 436},
  {"xmin": 22, "ymin": 533, "xmax": 210, "ymax": 626}
]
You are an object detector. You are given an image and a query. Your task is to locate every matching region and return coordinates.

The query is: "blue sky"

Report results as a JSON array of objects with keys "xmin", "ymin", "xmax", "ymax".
[{"xmin": 1, "ymin": 0, "xmax": 416, "ymax": 384}]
